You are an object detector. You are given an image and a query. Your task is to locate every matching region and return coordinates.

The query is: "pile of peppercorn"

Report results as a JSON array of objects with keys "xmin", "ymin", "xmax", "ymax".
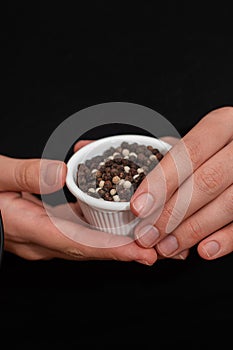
[{"xmin": 76, "ymin": 141, "xmax": 164, "ymax": 202}]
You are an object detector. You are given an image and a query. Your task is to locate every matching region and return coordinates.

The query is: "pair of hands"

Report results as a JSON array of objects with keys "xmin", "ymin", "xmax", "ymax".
[{"xmin": 1, "ymin": 106, "xmax": 233, "ymax": 265}]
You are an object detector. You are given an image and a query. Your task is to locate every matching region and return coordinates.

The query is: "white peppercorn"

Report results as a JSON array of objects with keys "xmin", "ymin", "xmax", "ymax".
[
  {"xmin": 122, "ymin": 149, "xmax": 129, "ymax": 156},
  {"xmin": 113, "ymin": 195, "xmax": 120, "ymax": 202},
  {"xmin": 123, "ymin": 180, "xmax": 132, "ymax": 189}
]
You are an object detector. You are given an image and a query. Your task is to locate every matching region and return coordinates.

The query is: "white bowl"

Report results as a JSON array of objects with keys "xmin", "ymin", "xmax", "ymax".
[{"xmin": 66, "ymin": 134, "xmax": 171, "ymax": 236}]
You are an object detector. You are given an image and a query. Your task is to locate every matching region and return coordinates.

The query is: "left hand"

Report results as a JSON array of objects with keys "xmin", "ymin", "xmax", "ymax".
[
  {"xmin": 130, "ymin": 106, "xmax": 233, "ymax": 261},
  {"xmin": 0, "ymin": 149, "xmax": 157, "ymax": 265}
]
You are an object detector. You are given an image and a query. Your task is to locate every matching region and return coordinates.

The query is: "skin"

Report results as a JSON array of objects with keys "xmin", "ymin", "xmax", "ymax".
[
  {"xmin": 0, "ymin": 142, "xmax": 158, "ymax": 265},
  {"xmin": 130, "ymin": 106, "xmax": 233, "ymax": 261}
]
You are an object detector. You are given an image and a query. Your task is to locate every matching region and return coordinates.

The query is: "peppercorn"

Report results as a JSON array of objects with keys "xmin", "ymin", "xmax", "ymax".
[{"xmin": 76, "ymin": 141, "xmax": 164, "ymax": 202}]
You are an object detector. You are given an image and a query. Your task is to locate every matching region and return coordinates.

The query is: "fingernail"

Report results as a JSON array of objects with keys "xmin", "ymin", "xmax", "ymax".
[
  {"xmin": 173, "ymin": 252, "xmax": 187, "ymax": 260},
  {"xmin": 157, "ymin": 235, "xmax": 179, "ymax": 256},
  {"xmin": 136, "ymin": 225, "xmax": 160, "ymax": 247},
  {"xmin": 177, "ymin": 254, "xmax": 186, "ymax": 260},
  {"xmin": 135, "ymin": 259, "xmax": 153, "ymax": 266},
  {"xmin": 131, "ymin": 193, "xmax": 155, "ymax": 216},
  {"xmin": 43, "ymin": 162, "xmax": 63, "ymax": 186},
  {"xmin": 202, "ymin": 241, "xmax": 220, "ymax": 257}
]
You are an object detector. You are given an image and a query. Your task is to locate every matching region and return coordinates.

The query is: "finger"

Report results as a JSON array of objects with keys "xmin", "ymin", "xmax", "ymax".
[
  {"xmin": 197, "ymin": 222, "xmax": 233, "ymax": 260},
  {"xmin": 160, "ymin": 136, "xmax": 180, "ymax": 147},
  {"xmin": 48, "ymin": 202, "xmax": 85, "ymax": 221},
  {"xmin": 3, "ymin": 195, "xmax": 157, "ymax": 265},
  {"xmin": 4, "ymin": 238, "xmax": 54, "ymax": 260},
  {"xmin": 165, "ymin": 140, "xmax": 233, "ymax": 231},
  {"xmin": 130, "ymin": 106, "xmax": 233, "ymax": 218},
  {"xmin": 21, "ymin": 192, "xmax": 45, "ymax": 207},
  {"xmin": 73, "ymin": 140, "xmax": 94, "ymax": 153},
  {"xmin": 155, "ymin": 184, "xmax": 233, "ymax": 257},
  {"xmin": 5, "ymin": 237, "xmax": 156, "ymax": 263},
  {"xmin": 157, "ymin": 249, "xmax": 190, "ymax": 260},
  {"xmin": 0, "ymin": 155, "xmax": 67, "ymax": 194},
  {"xmin": 4, "ymin": 238, "xmax": 90, "ymax": 261},
  {"xmin": 134, "ymin": 214, "xmax": 191, "ymax": 262},
  {"xmin": 135, "ymin": 139, "xmax": 233, "ymax": 247},
  {"xmin": 171, "ymin": 249, "xmax": 190, "ymax": 260},
  {"xmin": 22, "ymin": 193, "xmax": 85, "ymax": 220},
  {"xmin": 36, "ymin": 215, "xmax": 158, "ymax": 265}
]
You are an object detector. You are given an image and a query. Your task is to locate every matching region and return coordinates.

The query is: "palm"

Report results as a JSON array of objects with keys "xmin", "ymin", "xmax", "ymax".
[{"xmin": 1, "ymin": 191, "xmax": 157, "ymax": 264}]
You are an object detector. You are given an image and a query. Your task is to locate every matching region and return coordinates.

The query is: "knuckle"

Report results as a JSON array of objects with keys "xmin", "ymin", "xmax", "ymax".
[
  {"xmin": 184, "ymin": 140, "xmax": 201, "ymax": 168},
  {"xmin": 162, "ymin": 204, "xmax": 174, "ymax": 219},
  {"xmin": 196, "ymin": 166, "xmax": 223, "ymax": 195},
  {"xmin": 219, "ymin": 106, "xmax": 233, "ymax": 117},
  {"xmin": 227, "ymin": 224, "xmax": 233, "ymax": 236},
  {"xmin": 224, "ymin": 187, "xmax": 233, "ymax": 214},
  {"xmin": 15, "ymin": 161, "xmax": 36, "ymax": 191},
  {"xmin": 205, "ymin": 106, "xmax": 233, "ymax": 123},
  {"xmin": 185, "ymin": 219, "xmax": 203, "ymax": 242},
  {"xmin": 160, "ymin": 204, "xmax": 184, "ymax": 233},
  {"xmin": 215, "ymin": 106, "xmax": 233, "ymax": 119}
]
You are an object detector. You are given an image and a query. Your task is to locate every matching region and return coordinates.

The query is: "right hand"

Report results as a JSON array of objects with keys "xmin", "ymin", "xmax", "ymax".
[{"xmin": 130, "ymin": 107, "xmax": 233, "ymax": 262}]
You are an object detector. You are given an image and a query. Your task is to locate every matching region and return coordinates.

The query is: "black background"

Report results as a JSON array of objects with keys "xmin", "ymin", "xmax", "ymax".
[{"xmin": 1, "ymin": 2, "xmax": 233, "ymax": 347}]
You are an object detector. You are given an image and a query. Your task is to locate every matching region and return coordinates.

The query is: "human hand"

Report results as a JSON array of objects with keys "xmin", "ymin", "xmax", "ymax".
[
  {"xmin": 131, "ymin": 106, "xmax": 233, "ymax": 261},
  {"xmin": 0, "ymin": 154, "xmax": 157, "ymax": 265}
]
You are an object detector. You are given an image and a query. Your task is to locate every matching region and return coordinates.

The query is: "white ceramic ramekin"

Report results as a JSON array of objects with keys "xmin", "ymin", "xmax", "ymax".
[{"xmin": 66, "ymin": 134, "xmax": 171, "ymax": 236}]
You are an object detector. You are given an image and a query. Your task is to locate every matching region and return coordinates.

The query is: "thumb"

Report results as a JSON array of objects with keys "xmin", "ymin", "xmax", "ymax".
[{"xmin": 0, "ymin": 155, "xmax": 67, "ymax": 194}]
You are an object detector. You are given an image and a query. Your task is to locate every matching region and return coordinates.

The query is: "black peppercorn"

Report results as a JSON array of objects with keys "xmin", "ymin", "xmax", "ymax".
[{"xmin": 76, "ymin": 141, "xmax": 164, "ymax": 202}]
